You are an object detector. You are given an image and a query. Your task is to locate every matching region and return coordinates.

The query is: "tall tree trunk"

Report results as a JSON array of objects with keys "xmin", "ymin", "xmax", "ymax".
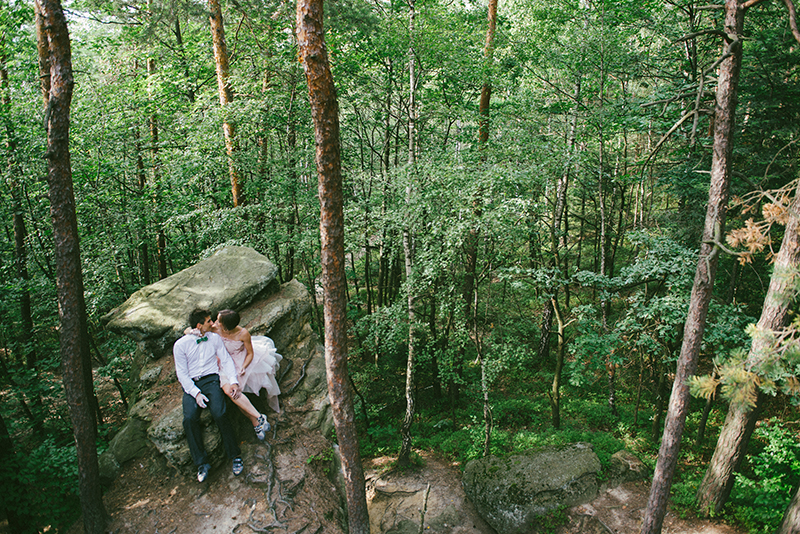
[
  {"xmin": 464, "ymin": 0, "xmax": 496, "ymax": 325},
  {"xmin": 536, "ymin": 300, "xmax": 554, "ymax": 362},
  {"xmin": 779, "ymin": 483, "xmax": 800, "ymax": 534},
  {"xmin": 398, "ymin": 0, "xmax": 417, "ymax": 468},
  {"xmin": 651, "ymin": 361, "xmax": 667, "ymax": 441},
  {"xmin": 285, "ymin": 69, "xmax": 300, "ymax": 281},
  {"xmin": 477, "ymin": 0, "xmax": 497, "ymax": 147},
  {"xmin": 145, "ymin": 58, "xmax": 167, "ymax": 280},
  {"xmin": 295, "ymin": 0, "xmax": 369, "ymax": 531},
  {"xmin": 36, "ymin": 0, "xmax": 108, "ymax": 530},
  {"xmin": 376, "ymin": 60, "xmax": 393, "ymax": 309},
  {"xmin": 550, "ymin": 298, "xmax": 566, "ymax": 429},
  {"xmin": 132, "ymin": 123, "xmax": 150, "ymax": 285},
  {"xmin": 697, "ymin": 180, "xmax": 800, "ymax": 514},
  {"xmin": 34, "ymin": 0, "xmax": 50, "ymax": 105},
  {"xmin": 209, "ymin": 0, "xmax": 243, "ymax": 206},
  {"xmin": 461, "ymin": 2, "xmax": 498, "ymax": 449},
  {"xmin": 363, "ymin": 177, "xmax": 374, "ymax": 316},
  {"xmin": 173, "ymin": 15, "xmax": 196, "ymax": 103},
  {"xmin": 695, "ymin": 384, "xmax": 719, "ymax": 445},
  {"xmin": 641, "ymin": 2, "xmax": 743, "ymax": 532}
]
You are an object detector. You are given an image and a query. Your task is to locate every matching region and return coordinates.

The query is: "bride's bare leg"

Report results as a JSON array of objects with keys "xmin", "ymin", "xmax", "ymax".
[{"xmin": 222, "ymin": 384, "xmax": 260, "ymax": 425}]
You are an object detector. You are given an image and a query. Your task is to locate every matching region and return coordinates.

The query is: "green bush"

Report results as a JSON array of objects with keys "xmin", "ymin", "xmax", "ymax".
[
  {"xmin": 492, "ymin": 397, "xmax": 544, "ymax": 428},
  {"xmin": 728, "ymin": 419, "xmax": 800, "ymax": 534},
  {"xmin": 361, "ymin": 424, "xmax": 400, "ymax": 457},
  {"xmin": 670, "ymin": 470, "xmax": 704, "ymax": 518},
  {"xmin": 510, "ymin": 428, "xmax": 624, "ymax": 473},
  {"xmin": 0, "ymin": 438, "xmax": 81, "ymax": 533}
]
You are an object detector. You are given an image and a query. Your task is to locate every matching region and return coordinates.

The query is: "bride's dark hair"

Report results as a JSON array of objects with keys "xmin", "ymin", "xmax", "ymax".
[{"xmin": 217, "ymin": 309, "xmax": 240, "ymax": 331}]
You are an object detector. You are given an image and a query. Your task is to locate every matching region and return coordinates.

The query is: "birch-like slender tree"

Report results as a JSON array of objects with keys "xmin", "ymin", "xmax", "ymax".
[{"xmin": 397, "ymin": 0, "xmax": 417, "ymax": 468}]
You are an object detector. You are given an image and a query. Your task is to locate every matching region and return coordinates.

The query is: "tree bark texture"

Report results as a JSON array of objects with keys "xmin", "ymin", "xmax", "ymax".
[
  {"xmin": 477, "ymin": 0, "xmax": 497, "ymax": 146},
  {"xmin": 34, "ymin": 0, "xmax": 50, "ymax": 106},
  {"xmin": 779, "ymin": 483, "xmax": 800, "ymax": 534},
  {"xmin": 145, "ymin": 58, "xmax": 168, "ymax": 281},
  {"xmin": 550, "ymin": 298, "xmax": 565, "ymax": 429},
  {"xmin": 696, "ymin": 392, "xmax": 762, "ymax": 514},
  {"xmin": 697, "ymin": 181, "xmax": 800, "ymax": 514},
  {"xmin": 641, "ymin": 2, "xmax": 743, "ymax": 533},
  {"xmin": 295, "ymin": 0, "xmax": 369, "ymax": 531},
  {"xmin": 208, "ymin": 0, "xmax": 243, "ymax": 206},
  {"xmin": 133, "ymin": 124, "xmax": 151, "ymax": 286},
  {"xmin": 173, "ymin": 16, "xmax": 196, "ymax": 103},
  {"xmin": 36, "ymin": 0, "xmax": 109, "ymax": 531}
]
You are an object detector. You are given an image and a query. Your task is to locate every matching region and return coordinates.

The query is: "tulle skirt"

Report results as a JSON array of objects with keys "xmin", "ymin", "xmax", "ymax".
[{"xmin": 222, "ymin": 336, "xmax": 282, "ymax": 413}]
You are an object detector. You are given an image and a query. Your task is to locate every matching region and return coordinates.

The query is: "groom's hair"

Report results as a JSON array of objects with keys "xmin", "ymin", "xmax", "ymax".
[
  {"xmin": 217, "ymin": 309, "xmax": 240, "ymax": 330},
  {"xmin": 189, "ymin": 308, "xmax": 210, "ymax": 329}
]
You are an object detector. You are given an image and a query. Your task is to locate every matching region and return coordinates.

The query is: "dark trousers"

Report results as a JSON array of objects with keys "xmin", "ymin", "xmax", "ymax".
[{"xmin": 182, "ymin": 374, "xmax": 241, "ymax": 466}]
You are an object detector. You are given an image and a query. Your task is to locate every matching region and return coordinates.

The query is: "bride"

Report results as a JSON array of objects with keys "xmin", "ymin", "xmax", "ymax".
[{"xmin": 212, "ymin": 309, "xmax": 282, "ymax": 414}]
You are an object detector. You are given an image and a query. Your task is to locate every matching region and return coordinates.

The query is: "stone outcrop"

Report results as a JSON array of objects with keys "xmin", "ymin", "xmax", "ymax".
[
  {"xmin": 98, "ymin": 247, "xmax": 333, "ymax": 481},
  {"xmin": 604, "ymin": 449, "xmax": 648, "ymax": 488},
  {"xmin": 365, "ymin": 452, "xmax": 494, "ymax": 534},
  {"xmin": 462, "ymin": 443, "xmax": 602, "ymax": 534},
  {"xmin": 102, "ymin": 246, "xmax": 279, "ymax": 360}
]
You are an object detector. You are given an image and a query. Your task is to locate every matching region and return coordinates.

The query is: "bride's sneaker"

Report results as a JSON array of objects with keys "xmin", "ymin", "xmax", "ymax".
[{"xmin": 254, "ymin": 414, "xmax": 270, "ymax": 440}]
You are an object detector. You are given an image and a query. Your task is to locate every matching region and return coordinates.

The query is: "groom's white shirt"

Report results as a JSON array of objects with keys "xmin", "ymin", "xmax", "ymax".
[{"xmin": 174, "ymin": 332, "xmax": 238, "ymax": 399}]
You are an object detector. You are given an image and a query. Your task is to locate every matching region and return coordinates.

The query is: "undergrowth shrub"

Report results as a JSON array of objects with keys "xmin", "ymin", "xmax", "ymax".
[
  {"xmin": 511, "ymin": 428, "xmax": 624, "ymax": 473},
  {"xmin": 728, "ymin": 418, "xmax": 800, "ymax": 534},
  {"xmin": 492, "ymin": 397, "xmax": 544, "ymax": 428},
  {"xmin": 0, "ymin": 438, "xmax": 81, "ymax": 533}
]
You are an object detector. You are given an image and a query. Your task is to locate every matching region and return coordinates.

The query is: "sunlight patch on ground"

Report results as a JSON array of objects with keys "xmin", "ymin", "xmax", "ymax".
[{"xmin": 124, "ymin": 498, "xmax": 151, "ymax": 510}]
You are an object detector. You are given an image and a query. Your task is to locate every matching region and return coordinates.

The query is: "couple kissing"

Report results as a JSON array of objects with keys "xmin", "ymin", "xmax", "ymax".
[{"xmin": 174, "ymin": 308, "xmax": 282, "ymax": 482}]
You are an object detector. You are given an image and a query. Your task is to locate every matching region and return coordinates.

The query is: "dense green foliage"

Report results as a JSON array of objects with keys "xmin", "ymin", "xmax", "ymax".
[{"xmin": 0, "ymin": 0, "xmax": 798, "ymax": 530}]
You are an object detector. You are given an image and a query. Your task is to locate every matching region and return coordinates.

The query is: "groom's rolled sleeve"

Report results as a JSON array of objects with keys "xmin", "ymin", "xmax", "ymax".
[{"xmin": 174, "ymin": 340, "xmax": 201, "ymax": 399}]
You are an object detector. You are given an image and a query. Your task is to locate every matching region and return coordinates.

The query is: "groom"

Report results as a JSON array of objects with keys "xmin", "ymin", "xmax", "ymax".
[{"xmin": 174, "ymin": 308, "xmax": 244, "ymax": 482}]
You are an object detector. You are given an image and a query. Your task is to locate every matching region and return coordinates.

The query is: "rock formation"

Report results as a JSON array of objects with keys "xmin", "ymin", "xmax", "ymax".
[
  {"xmin": 463, "ymin": 443, "xmax": 603, "ymax": 534},
  {"xmin": 103, "ymin": 246, "xmax": 279, "ymax": 360},
  {"xmin": 99, "ymin": 247, "xmax": 346, "ymax": 532}
]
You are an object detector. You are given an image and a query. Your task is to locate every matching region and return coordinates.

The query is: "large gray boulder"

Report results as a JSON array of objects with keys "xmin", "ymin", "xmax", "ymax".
[
  {"xmin": 97, "ymin": 248, "xmax": 333, "ymax": 480},
  {"xmin": 462, "ymin": 443, "xmax": 602, "ymax": 534},
  {"xmin": 101, "ymin": 246, "xmax": 279, "ymax": 360}
]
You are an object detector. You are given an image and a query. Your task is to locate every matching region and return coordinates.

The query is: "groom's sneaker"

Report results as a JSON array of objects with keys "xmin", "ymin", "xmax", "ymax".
[
  {"xmin": 254, "ymin": 414, "xmax": 270, "ymax": 440},
  {"xmin": 197, "ymin": 463, "xmax": 210, "ymax": 483},
  {"xmin": 232, "ymin": 457, "xmax": 244, "ymax": 476}
]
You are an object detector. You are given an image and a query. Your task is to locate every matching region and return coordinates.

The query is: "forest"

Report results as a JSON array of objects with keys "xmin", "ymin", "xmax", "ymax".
[{"xmin": 0, "ymin": 0, "xmax": 799, "ymax": 531}]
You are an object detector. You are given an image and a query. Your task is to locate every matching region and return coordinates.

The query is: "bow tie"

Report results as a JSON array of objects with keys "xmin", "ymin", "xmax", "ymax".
[{"xmin": 196, "ymin": 336, "xmax": 208, "ymax": 344}]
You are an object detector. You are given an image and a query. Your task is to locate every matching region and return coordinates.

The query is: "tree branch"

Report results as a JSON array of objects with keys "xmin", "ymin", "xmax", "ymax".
[
  {"xmin": 741, "ymin": 0, "xmax": 769, "ymax": 9},
  {"xmin": 673, "ymin": 29, "xmax": 727, "ymax": 43},
  {"xmin": 639, "ymin": 110, "xmax": 697, "ymax": 178},
  {"xmin": 783, "ymin": 0, "xmax": 800, "ymax": 44}
]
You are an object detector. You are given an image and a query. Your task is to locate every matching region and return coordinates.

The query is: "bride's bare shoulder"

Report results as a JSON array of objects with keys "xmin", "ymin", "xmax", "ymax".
[
  {"xmin": 232, "ymin": 326, "xmax": 250, "ymax": 340},
  {"xmin": 236, "ymin": 326, "xmax": 252, "ymax": 342}
]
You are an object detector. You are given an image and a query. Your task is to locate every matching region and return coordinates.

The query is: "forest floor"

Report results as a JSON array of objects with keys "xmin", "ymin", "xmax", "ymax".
[
  {"xmin": 55, "ymin": 370, "xmax": 749, "ymax": 534},
  {"xmin": 82, "ymin": 445, "xmax": 747, "ymax": 534}
]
